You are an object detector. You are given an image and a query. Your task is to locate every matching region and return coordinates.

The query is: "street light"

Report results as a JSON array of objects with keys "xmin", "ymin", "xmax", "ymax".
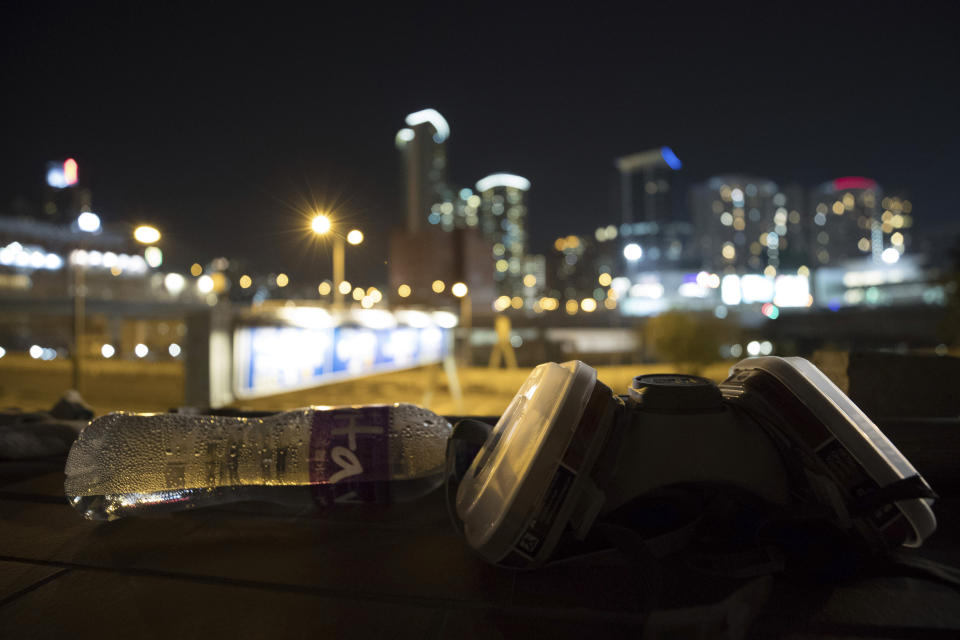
[
  {"xmin": 310, "ymin": 213, "xmax": 363, "ymax": 309},
  {"xmin": 134, "ymin": 225, "xmax": 161, "ymax": 244},
  {"xmin": 71, "ymin": 212, "xmax": 104, "ymax": 392}
]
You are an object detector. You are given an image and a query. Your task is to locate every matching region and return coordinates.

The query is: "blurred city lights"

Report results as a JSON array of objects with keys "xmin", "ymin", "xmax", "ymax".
[
  {"xmin": 432, "ymin": 280, "xmax": 445, "ymax": 293},
  {"xmin": 395, "ymin": 128, "xmax": 415, "ymax": 146},
  {"xmin": 511, "ymin": 296, "xmax": 523, "ymax": 309},
  {"xmin": 397, "ymin": 284, "xmax": 411, "ymax": 298},
  {"xmin": 759, "ymin": 340, "xmax": 774, "ymax": 355},
  {"xmin": 164, "ymin": 272, "xmax": 186, "ymax": 295},
  {"xmin": 432, "ymin": 311, "xmax": 459, "ymax": 329},
  {"xmin": 190, "ymin": 263, "xmax": 203, "ymax": 277},
  {"xmin": 29, "ymin": 345, "xmax": 43, "ymax": 359},
  {"xmin": 0, "ymin": 346, "xmax": 5, "ymax": 359},
  {"xmin": 451, "ymin": 282, "xmax": 468, "ymax": 297},
  {"xmin": 721, "ymin": 275, "xmax": 742, "ymax": 305},
  {"xmin": 522, "ymin": 274, "xmax": 536, "ymax": 288},
  {"xmin": 352, "ymin": 287, "xmax": 365, "ymax": 301},
  {"xmin": 144, "ymin": 246, "xmax": 163, "ymax": 268},
  {"xmin": 730, "ymin": 344, "xmax": 743, "ymax": 358},
  {"xmin": 747, "ymin": 341, "xmax": 761, "ymax": 356},
  {"xmin": 134, "ymin": 343, "xmax": 149, "ymax": 358},
  {"xmin": 581, "ymin": 298, "xmax": 597, "ymax": 312},
  {"xmin": 565, "ymin": 300, "xmax": 579, "ymax": 315},
  {"xmin": 197, "ymin": 275, "xmax": 214, "ymax": 293},
  {"xmin": 347, "ymin": 229, "xmax": 364, "ymax": 245},
  {"xmin": 493, "ymin": 295, "xmax": 511, "ymax": 311},
  {"xmin": 77, "ymin": 211, "xmax": 101, "ymax": 233},
  {"xmin": 338, "ymin": 280, "xmax": 352, "ymax": 295},
  {"xmin": 311, "ymin": 214, "xmax": 331, "ymax": 234},
  {"xmin": 623, "ymin": 243, "xmax": 643, "ymax": 261},
  {"xmin": 133, "ymin": 225, "xmax": 161, "ymax": 244},
  {"xmin": 406, "ymin": 108, "xmax": 450, "ymax": 143},
  {"xmin": 47, "ymin": 159, "xmax": 79, "ymax": 188},
  {"xmin": 881, "ymin": 248, "xmax": 900, "ymax": 264},
  {"xmin": 101, "ymin": 344, "xmax": 115, "ymax": 358},
  {"xmin": 239, "ymin": 275, "xmax": 253, "ymax": 289},
  {"xmin": 169, "ymin": 343, "xmax": 182, "ymax": 357},
  {"xmin": 598, "ymin": 272, "xmax": 612, "ymax": 286},
  {"xmin": 276, "ymin": 273, "xmax": 289, "ymax": 287},
  {"xmin": 475, "ymin": 173, "xmax": 530, "ymax": 192},
  {"xmin": 761, "ymin": 303, "xmax": 780, "ymax": 319},
  {"xmin": 660, "ymin": 146, "xmax": 683, "ymax": 170},
  {"xmin": 63, "ymin": 158, "xmax": 78, "ymax": 184}
]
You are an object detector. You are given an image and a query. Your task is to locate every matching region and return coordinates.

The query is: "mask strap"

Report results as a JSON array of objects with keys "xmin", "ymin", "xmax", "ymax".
[{"xmin": 444, "ymin": 419, "xmax": 492, "ymax": 537}]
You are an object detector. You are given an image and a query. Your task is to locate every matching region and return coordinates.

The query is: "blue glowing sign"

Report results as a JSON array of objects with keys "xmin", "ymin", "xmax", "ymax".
[{"xmin": 660, "ymin": 146, "xmax": 682, "ymax": 170}]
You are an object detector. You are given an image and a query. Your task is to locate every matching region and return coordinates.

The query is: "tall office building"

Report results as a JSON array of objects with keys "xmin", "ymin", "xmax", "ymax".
[
  {"xmin": 395, "ymin": 109, "xmax": 450, "ymax": 232},
  {"xmin": 809, "ymin": 177, "xmax": 909, "ymax": 266},
  {"xmin": 475, "ymin": 173, "xmax": 531, "ymax": 295},
  {"xmin": 615, "ymin": 147, "xmax": 695, "ymax": 274},
  {"xmin": 615, "ymin": 147, "xmax": 684, "ymax": 225},
  {"xmin": 690, "ymin": 176, "xmax": 806, "ymax": 274}
]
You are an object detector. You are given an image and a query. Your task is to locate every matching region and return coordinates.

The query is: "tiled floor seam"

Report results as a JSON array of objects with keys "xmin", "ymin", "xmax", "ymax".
[{"xmin": 0, "ymin": 568, "xmax": 71, "ymax": 608}]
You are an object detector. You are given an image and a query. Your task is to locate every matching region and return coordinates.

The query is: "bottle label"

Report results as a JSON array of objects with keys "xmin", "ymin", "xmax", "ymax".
[{"xmin": 309, "ymin": 406, "xmax": 392, "ymax": 505}]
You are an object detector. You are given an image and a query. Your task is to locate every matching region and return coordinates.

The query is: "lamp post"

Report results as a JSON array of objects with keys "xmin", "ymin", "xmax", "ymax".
[
  {"xmin": 133, "ymin": 224, "xmax": 162, "ymax": 357},
  {"xmin": 71, "ymin": 212, "xmax": 102, "ymax": 392},
  {"xmin": 311, "ymin": 214, "xmax": 363, "ymax": 309}
]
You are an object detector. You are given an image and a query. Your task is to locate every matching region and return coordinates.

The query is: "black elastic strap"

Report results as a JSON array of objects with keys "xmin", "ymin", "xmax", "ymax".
[
  {"xmin": 444, "ymin": 419, "xmax": 493, "ymax": 536},
  {"xmin": 848, "ymin": 475, "xmax": 938, "ymax": 517}
]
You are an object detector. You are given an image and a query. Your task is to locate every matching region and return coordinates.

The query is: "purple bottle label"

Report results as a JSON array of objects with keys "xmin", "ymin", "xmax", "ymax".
[{"xmin": 309, "ymin": 406, "xmax": 392, "ymax": 505}]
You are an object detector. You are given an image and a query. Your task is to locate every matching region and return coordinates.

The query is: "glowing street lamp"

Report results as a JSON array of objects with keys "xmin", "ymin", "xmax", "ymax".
[
  {"xmin": 311, "ymin": 214, "xmax": 332, "ymax": 234},
  {"xmin": 134, "ymin": 225, "xmax": 161, "ymax": 244},
  {"xmin": 310, "ymin": 212, "xmax": 363, "ymax": 309},
  {"xmin": 77, "ymin": 212, "xmax": 101, "ymax": 233}
]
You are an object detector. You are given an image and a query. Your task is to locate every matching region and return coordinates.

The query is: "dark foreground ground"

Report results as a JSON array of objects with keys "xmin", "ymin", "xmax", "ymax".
[{"xmin": 2, "ymin": 353, "xmax": 959, "ymax": 638}]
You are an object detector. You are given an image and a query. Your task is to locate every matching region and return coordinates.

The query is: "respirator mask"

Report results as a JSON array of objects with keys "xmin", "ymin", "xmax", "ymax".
[{"xmin": 446, "ymin": 357, "xmax": 937, "ymax": 572}]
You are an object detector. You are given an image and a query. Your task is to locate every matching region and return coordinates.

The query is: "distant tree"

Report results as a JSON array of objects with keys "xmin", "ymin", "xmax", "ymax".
[{"xmin": 642, "ymin": 310, "xmax": 737, "ymax": 374}]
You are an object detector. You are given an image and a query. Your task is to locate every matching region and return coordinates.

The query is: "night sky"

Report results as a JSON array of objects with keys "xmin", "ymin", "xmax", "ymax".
[{"xmin": 2, "ymin": 2, "xmax": 958, "ymax": 284}]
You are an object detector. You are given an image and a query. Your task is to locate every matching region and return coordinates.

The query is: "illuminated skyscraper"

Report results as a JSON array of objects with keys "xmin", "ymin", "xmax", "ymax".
[
  {"xmin": 475, "ymin": 173, "xmax": 531, "ymax": 295},
  {"xmin": 395, "ymin": 109, "xmax": 450, "ymax": 232},
  {"xmin": 690, "ymin": 176, "xmax": 806, "ymax": 275},
  {"xmin": 809, "ymin": 177, "xmax": 909, "ymax": 266},
  {"xmin": 614, "ymin": 147, "xmax": 696, "ymax": 274}
]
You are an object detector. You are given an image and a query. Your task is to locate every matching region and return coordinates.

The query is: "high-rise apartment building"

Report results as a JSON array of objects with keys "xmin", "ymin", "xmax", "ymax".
[
  {"xmin": 475, "ymin": 173, "xmax": 531, "ymax": 295},
  {"xmin": 395, "ymin": 109, "xmax": 450, "ymax": 232},
  {"xmin": 809, "ymin": 177, "xmax": 910, "ymax": 266},
  {"xmin": 690, "ymin": 176, "xmax": 806, "ymax": 275}
]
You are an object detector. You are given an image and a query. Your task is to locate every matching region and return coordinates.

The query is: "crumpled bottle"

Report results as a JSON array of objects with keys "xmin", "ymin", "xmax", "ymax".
[{"xmin": 65, "ymin": 404, "xmax": 451, "ymax": 520}]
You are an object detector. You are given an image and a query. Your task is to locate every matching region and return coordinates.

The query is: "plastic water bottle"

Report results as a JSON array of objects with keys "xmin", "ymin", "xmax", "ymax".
[{"xmin": 65, "ymin": 404, "xmax": 451, "ymax": 521}]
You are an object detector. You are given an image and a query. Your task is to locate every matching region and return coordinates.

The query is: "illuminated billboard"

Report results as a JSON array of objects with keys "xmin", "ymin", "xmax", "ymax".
[{"xmin": 233, "ymin": 324, "xmax": 451, "ymax": 398}]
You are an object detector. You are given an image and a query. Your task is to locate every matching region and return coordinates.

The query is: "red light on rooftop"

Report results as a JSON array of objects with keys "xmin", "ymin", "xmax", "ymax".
[
  {"xmin": 63, "ymin": 158, "xmax": 78, "ymax": 186},
  {"xmin": 833, "ymin": 176, "xmax": 876, "ymax": 191}
]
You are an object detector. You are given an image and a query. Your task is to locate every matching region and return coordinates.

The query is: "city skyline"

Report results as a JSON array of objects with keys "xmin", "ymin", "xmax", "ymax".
[{"xmin": 1, "ymin": 3, "xmax": 958, "ymax": 284}]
